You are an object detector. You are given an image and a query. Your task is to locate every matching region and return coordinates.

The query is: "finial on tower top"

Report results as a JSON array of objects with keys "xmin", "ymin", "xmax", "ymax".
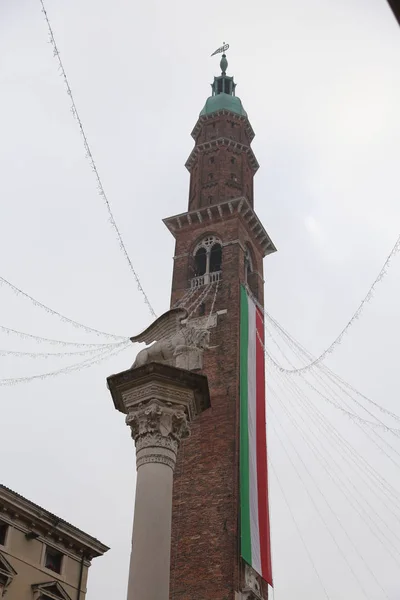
[
  {"xmin": 211, "ymin": 42, "xmax": 229, "ymax": 75},
  {"xmin": 220, "ymin": 54, "xmax": 228, "ymax": 75},
  {"xmin": 210, "ymin": 42, "xmax": 229, "ymax": 57}
]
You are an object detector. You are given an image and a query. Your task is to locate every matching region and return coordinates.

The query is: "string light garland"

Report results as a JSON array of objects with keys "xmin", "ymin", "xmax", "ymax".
[
  {"xmin": 258, "ymin": 328, "xmax": 400, "ymax": 434},
  {"xmin": 0, "ymin": 275, "xmax": 127, "ymax": 341},
  {"xmin": 269, "ymin": 388, "xmax": 400, "ymax": 584},
  {"xmin": 250, "ymin": 232, "xmax": 400, "ymax": 372},
  {"xmin": 269, "ymin": 460, "xmax": 332, "ymax": 600},
  {"xmin": 38, "ymin": 0, "xmax": 156, "ymax": 317},
  {"xmin": 186, "ymin": 284, "xmax": 213, "ymax": 319},
  {"xmin": 262, "ymin": 315, "xmax": 400, "ymax": 472},
  {"xmin": 245, "ymin": 285, "xmax": 400, "ymax": 431},
  {"xmin": 275, "ymin": 336, "xmax": 400, "ymax": 465},
  {"xmin": 271, "ymin": 380, "xmax": 400, "ymax": 537},
  {"xmin": 207, "ymin": 280, "xmax": 219, "ymax": 328},
  {"xmin": 0, "ymin": 341, "xmax": 130, "ymax": 386},
  {"xmin": 0, "ymin": 323, "xmax": 125, "ymax": 348},
  {"xmin": 173, "ymin": 286, "xmax": 196, "ymax": 308},
  {"xmin": 0, "ymin": 346, "xmax": 113, "ymax": 359},
  {"xmin": 273, "ymin": 369, "xmax": 400, "ymax": 509},
  {"xmin": 269, "ymin": 410, "xmax": 372, "ymax": 600},
  {"xmin": 263, "ymin": 306, "xmax": 400, "ymax": 425}
]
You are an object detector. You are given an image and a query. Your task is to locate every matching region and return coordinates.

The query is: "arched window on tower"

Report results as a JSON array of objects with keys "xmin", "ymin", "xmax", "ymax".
[{"xmin": 191, "ymin": 236, "xmax": 223, "ymax": 288}]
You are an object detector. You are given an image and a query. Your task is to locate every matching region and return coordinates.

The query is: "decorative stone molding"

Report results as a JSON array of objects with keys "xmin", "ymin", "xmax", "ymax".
[
  {"xmin": 163, "ymin": 197, "xmax": 276, "ymax": 258},
  {"xmin": 0, "ymin": 487, "xmax": 109, "ymax": 561},
  {"xmin": 108, "ymin": 364, "xmax": 211, "ymax": 472},
  {"xmin": 135, "ymin": 432, "xmax": 179, "ymax": 455},
  {"xmin": 123, "ymin": 381, "xmax": 197, "ymax": 421},
  {"xmin": 126, "ymin": 402, "xmax": 190, "ymax": 471},
  {"xmin": 190, "ymin": 110, "xmax": 255, "ymax": 142},
  {"xmin": 241, "ymin": 563, "xmax": 265, "ymax": 600},
  {"xmin": 0, "ymin": 552, "xmax": 17, "ymax": 597},
  {"xmin": 136, "ymin": 453, "xmax": 177, "ymax": 471},
  {"xmin": 32, "ymin": 580, "xmax": 72, "ymax": 600},
  {"xmin": 185, "ymin": 136, "xmax": 259, "ymax": 173}
]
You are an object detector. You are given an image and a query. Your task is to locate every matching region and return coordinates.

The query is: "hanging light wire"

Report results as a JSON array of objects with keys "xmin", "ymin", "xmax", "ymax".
[
  {"xmin": 270, "ymin": 368, "xmax": 400, "ymax": 512},
  {"xmin": 262, "ymin": 314, "xmax": 400, "ymax": 473},
  {"xmin": 270, "ymin": 388, "xmax": 400, "ymax": 590},
  {"xmin": 257, "ymin": 326, "xmax": 400, "ymax": 434},
  {"xmin": 269, "ymin": 409, "xmax": 372, "ymax": 600},
  {"xmin": 0, "ymin": 323, "xmax": 123, "ymax": 348},
  {"xmin": 270, "ymin": 382, "xmax": 400, "ymax": 570},
  {"xmin": 263, "ymin": 307, "xmax": 400, "ymax": 426},
  {"xmin": 0, "ymin": 340, "xmax": 130, "ymax": 386},
  {"xmin": 38, "ymin": 0, "xmax": 156, "ymax": 318},
  {"xmin": 0, "ymin": 346, "xmax": 113, "ymax": 359},
  {"xmin": 0, "ymin": 275, "xmax": 128, "ymax": 341},
  {"xmin": 249, "ymin": 232, "xmax": 400, "ymax": 373},
  {"xmin": 246, "ymin": 285, "xmax": 400, "ymax": 426},
  {"xmin": 269, "ymin": 460, "xmax": 332, "ymax": 600}
]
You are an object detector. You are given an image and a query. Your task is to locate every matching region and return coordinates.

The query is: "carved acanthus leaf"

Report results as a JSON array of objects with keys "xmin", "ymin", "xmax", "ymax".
[{"xmin": 126, "ymin": 402, "xmax": 190, "ymax": 446}]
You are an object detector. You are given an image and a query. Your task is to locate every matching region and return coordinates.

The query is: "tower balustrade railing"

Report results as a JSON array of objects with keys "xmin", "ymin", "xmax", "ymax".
[{"xmin": 190, "ymin": 271, "xmax": 221, "ymax": 288}]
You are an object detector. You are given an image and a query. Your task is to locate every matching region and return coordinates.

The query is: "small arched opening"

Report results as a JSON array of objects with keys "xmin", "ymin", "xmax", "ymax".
[{"xmin": 190, "ymin": 236, "xmax": 223, "ymax": 288}]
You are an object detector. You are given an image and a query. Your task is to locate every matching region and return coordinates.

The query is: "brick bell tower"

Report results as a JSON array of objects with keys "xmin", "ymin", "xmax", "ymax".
[{"xmin": 163, "ymin": 52, "xmax": 276, "ymax": 600}]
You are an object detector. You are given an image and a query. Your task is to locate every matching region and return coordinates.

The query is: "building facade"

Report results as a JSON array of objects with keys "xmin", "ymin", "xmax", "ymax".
[
  {"xmin": 164, "ymin": 54, "xmax": 275, "ymax": 600},
  {"xmin": 0, "ymin": 485, "xmax": 108, "ymax": 599}
]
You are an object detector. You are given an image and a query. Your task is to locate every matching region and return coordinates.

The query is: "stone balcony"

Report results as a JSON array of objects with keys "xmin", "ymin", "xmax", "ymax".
[{"xmin": 190, "ymin": 270, "xmax": 222, "ymax": 289}]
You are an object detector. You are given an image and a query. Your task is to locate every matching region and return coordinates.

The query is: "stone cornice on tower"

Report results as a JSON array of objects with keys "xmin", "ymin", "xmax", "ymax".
[
  {"xmin": 191, "ymin": 110, "xmax": 255, "ymax": 142},
  {"xmin": 185, "ymin": 136, "xmax": 259, "ymax": 174},
  {"xmin": 163, "ymin": 197, "xmax": 276, "ymax": 258}
]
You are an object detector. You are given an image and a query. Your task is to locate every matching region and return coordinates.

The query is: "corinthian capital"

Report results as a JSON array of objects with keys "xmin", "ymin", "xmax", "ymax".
[
  {"xmin": 125, "ymin": 402, "xmax": 190, "ymax": 470},
  {"xmin": 107, "ymin": 363, "xmax": 211, "ymax": 470}
]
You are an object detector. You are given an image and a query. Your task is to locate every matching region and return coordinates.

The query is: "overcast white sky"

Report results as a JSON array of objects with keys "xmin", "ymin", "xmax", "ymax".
[{"xmin": 1, "ymin": 0, "xmax": 400, "ymax": 598}]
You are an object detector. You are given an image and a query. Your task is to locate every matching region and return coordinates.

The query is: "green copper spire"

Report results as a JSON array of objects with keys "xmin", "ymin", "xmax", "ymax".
[{"xmin": 200, "ymin": 51, "xmax": 247, "ymax": 118}]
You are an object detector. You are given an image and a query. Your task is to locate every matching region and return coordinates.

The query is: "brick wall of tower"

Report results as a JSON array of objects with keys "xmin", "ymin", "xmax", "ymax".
[
  {"xmin": 187, "ymin": 114, "xmax": 255, "ymax": 211},
  {"xmin": 168, "ymin": 215, "xmax": 264, "ymax": 600},
  {"xmin": 194, "ymin": 116, "xmax": 252, "ymax": 147}
]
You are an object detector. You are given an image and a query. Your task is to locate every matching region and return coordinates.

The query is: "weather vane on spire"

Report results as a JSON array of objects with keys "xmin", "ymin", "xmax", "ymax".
[{"xmin": 211, "ymin": 42, "xmax": 229, "ymax": 57}]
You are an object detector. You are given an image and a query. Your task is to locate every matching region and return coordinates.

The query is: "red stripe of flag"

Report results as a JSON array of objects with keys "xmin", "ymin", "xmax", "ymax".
[{"xmin": 255, "ymin": 308, "xmax": 273, "ymax": 585}]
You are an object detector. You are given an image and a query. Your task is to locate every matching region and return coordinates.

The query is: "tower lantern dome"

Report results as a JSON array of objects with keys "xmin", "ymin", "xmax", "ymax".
[{"xmin": 200, "ymin": 54, "xmax": 247, "ymax": 117}]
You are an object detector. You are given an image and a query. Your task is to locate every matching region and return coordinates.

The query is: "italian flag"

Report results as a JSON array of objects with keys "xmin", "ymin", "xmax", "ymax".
[{"xmin": 240, "ymin": 285, "xmax": 273, "ymax": 585}]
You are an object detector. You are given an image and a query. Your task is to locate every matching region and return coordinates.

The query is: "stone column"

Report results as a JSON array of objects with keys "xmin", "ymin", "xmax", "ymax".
[
  {"xmin": 107, "ymin": 363, "xmax": 210, "ymax": 600},
  {"xmin": 125, "ymin": 402, "xmax": 187, "ymax": 600}
]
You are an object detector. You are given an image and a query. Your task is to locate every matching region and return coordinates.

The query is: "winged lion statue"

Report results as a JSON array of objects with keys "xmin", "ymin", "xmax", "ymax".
[{"xmin": 130, "ymin": 307, "xmax": 211, "ymax": 370}]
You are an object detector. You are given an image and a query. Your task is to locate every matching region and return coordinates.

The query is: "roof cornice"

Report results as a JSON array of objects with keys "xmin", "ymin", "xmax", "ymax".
[
  {"xmin": 191, "ymin": 110, "xmax": 255, "ymax": 142},
  {"xmin": 163, "ymin": 197, "xmax": 276, "ymax": 258},
  {"xmin": 0, "ymin": 485, "xmax": 109, "ymax": 558}
]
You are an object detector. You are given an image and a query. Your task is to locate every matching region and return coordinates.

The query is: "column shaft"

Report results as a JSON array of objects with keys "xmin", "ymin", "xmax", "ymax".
[{"xmin": 127, "ymin": 462, "xmax": 173, "ymax": 600}]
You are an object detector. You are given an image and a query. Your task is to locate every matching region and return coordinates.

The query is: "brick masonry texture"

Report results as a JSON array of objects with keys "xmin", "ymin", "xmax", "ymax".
[
  {"xmin": 187, "ymin": 114, "xmax": 255, "ymax": 211},
  {"xmin": 167, "ymin": 110, "xmax": 270, "ymax": 600}
]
